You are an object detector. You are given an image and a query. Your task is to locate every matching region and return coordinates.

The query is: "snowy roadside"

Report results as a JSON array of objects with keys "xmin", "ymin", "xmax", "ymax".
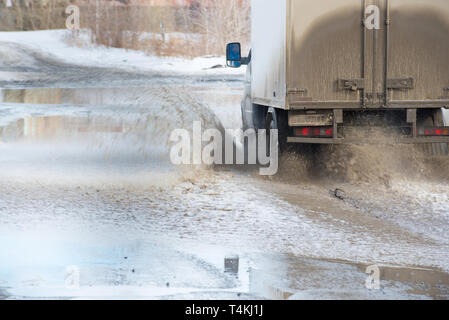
[{"xmin": 0, "ymin": 29, "xmax": 246, "ymax": 80}]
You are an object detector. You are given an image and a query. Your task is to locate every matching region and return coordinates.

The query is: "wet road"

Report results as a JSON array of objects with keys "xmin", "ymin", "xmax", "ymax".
[{"xmin": 1, "ymin": 42, "xmax": 449, "ymax": 299}]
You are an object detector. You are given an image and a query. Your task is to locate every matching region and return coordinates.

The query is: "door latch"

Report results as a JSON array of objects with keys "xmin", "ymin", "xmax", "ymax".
[{"xmin": 338, "ymin": 79, "xmax": 365, "ymax": 91}]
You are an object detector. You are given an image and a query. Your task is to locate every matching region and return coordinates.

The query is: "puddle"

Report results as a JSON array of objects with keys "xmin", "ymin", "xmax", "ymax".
[
  {"xmin": 0, "ymin": 87, "xmax": 242, "ymax": 107},
  {"xmin": 0, "ymin": 87, "xmax": 174, "ymax": 105},
  {"xmin": 3, "ymin": 241, "xmax": 446, "ymax": 300},
  {"xmin": 0, "ymin": 115, "xmax": 123, "ymax": 143},
  {"xmin": 0, "ymin": 86, "xmax": 243, "ymax": 142},
  {"xmin": 248, "ymin": 255, "xmax": 449, "ymax": 300}
]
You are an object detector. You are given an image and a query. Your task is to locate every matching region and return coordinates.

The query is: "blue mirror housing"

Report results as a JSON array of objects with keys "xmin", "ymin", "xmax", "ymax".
[{"xmin": 226, "ymin": 42, "xmax": 241, "ymax": 68}]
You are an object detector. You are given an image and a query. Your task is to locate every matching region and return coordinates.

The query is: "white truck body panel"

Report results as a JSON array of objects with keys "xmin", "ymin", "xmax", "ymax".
[{"xmin": 251, "ymin": 0, "xmax": 287, "ymax": 109}]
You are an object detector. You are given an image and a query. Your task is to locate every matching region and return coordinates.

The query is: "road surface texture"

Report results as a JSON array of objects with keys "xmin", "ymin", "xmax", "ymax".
[{"xmin": 1, "ymin": 39, "xmax": 449, "ymax": 300}]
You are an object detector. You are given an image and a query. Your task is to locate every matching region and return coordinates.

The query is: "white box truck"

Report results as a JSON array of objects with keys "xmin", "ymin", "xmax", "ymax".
[{"xmin": 227, "ymin": 0, "xmax": 449, "ymax": 154}]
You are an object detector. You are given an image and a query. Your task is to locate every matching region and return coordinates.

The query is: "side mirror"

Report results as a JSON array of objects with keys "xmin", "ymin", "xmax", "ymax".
[{"xmin": 226, "ymin": 42, "xmax": 242, "ymax": 68}]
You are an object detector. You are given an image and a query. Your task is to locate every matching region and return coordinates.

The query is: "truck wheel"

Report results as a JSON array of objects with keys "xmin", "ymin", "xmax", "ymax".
[
  {"xmin": 418, "ymin": 108, "xmax": 448, "ymax": 157},
  {"xmin": 242, "ymin": 96, "xmax": 267, "ymax": 132},
  {"xmin": 253, "ymin": 104, "xmax": 267, "ymax": 132},
  {"xmin": 265, "ymin": 108, "xmax": 288, "ymax": 155}
]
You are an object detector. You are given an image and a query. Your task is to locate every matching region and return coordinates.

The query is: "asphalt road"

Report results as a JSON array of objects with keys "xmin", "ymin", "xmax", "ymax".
[{"xmin": 1, "ymin": 42, "xmax": 449, "ymax": 299}]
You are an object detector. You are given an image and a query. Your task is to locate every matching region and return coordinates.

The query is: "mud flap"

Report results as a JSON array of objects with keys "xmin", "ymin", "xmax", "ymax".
[{"xmin": 420, "ymin": 143, "xmax": 449, "ymax": 157}]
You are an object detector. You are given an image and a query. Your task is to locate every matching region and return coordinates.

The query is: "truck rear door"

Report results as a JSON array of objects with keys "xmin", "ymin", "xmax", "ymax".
[
  {"xmin": 386, "ymin": 0, "xmax": 449, "ymax": 108},
  {"xmin": 287, "ymin": 0, "xmax": 449, "ymax": 109}
]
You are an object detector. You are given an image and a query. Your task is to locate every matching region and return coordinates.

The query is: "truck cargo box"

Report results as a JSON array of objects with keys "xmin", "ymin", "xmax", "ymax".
[{"xmin": 251, "ymin": 0, "xmax": 449, "ymax": 111}]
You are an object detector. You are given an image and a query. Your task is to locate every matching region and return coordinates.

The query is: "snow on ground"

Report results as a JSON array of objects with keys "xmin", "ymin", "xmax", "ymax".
[{"xmin": 0, "ymin": 30, "xmax": 245, "ymax": 77}]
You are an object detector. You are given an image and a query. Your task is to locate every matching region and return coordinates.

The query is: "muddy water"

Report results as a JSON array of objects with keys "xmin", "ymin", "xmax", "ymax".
[
  {"xmin": 0, "ymin": 85, "xmax": 246, "ymax": 299},
  {"xmin": 1, "ymin": 86, "xmax": 449, "ymax": 300},
  {"xmin": 0, "ymin": 85, "xmax": 230, "ymax": 167},
  {"xmin": 250, "ymin": 255, "xmax": 449, "ymax": 300}
]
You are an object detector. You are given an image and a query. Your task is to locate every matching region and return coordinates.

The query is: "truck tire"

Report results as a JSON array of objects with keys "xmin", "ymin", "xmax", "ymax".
[
  {"xmin": 241, "ymin": 95, "xmax": 266, "ymax": 132},
  {"xmin": 418, "ymin": 108, "xmax": 448, "ymax": 157},
  {"xmin": 241, "ymin": 98, "xmax": 269, "ymax": 164},
  {"xmin": 253, "ymin": 103, "xmax": 267, "ymax": 132},
  {"xmin": 265, "ymin": 108, "xmax": 288, "ymax": 155}
]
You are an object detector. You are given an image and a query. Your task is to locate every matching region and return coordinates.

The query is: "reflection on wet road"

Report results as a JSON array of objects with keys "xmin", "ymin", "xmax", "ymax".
[
  {"xmin": 0, "ymin": 82, "xmax": 449, "ymax": 300},
  {"xmin": 0, "ymin": 87, "xmax": 243, "ymax": 106}
]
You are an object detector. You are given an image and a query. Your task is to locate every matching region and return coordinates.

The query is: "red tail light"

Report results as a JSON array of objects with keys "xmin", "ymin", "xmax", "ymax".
[
  {"xmin": 295, "ymin": 127, "xmax": 333, "ymax": 138},
  {"xmin": 418, "ymin": 127, "xmax": 449, "ymax": 136}
]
